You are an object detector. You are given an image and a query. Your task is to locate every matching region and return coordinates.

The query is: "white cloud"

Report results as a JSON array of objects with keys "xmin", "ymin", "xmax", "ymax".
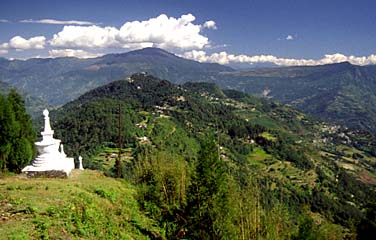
[
  {"xmin": 117, "ymin": 13, "xmax": 208, "ymax": 49},
  {"xmin": 203, "ymin": 20, "xmax": 217, "ymax": 30},
  {"xmin": 8, "ymin": 36, "xmax": 46, "ymax": 50},
  {"xmin": 182, "ymin": 50, "xmax": 209, "ymax": 62},
  {"xmin": 120, "ymin": 42, "xmax": 154, "ymax": 50},
  {"xmin": 50, "ymin": 13, "xmax": 211, "ymax": 50},
  {"xmin": 48, "ymin": 49, "xmax": 101, "ymax": 58},
  {"xmin": 0, "ymin": 19, "xmax": 9, "ymax": 23},
  {"xmin": 50, "ymin": 25, "xmax": 119, "ymax": 48},
  {"xmin": 286, "ymin": 35, "xmax": 294, "ymax": 40},
  {"xmin": 182, "ymin": 50, "xmax": 376, "ymax": 66},
  {"xmin": 20, "ymin": 19, "xmax": 96, "ymax": 25},
  {"xmin": 0, "ymin": 36, "xmax": 46, "ymax": 54}
]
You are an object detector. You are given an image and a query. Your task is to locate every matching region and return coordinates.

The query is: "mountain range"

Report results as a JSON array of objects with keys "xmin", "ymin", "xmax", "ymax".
[
  {"xmin": 0, "ymin": 48, "xmax": 230, "ymax": 107},
  {"xmin": 219, "ymin": 62, "xmax": 376, "ymax": 133},
  {"xmin": 1, "ymin": 47, "xmax": 376, "ymax": 134},
  {"xmin": 0, "ymin": 78, "xmax": 47, "ymax": 117}
]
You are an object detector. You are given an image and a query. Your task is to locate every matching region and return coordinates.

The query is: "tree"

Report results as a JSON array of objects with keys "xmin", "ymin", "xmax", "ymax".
[
  {"xmin": 7, "ymin": 89, "xmax": 35, "ymax": 143},
  {"xmin": 7, "ymin": 89, "xmax": 35, "ymax": 172},
  {"xmin": 186, "ymin": 135, "xmax": 236, "ymax": 239},
  {"xmin": 0, "ymin": 93, "xmax": 17, "ymax": 173},
  {"xmin": 0, "ymin": 90, "xmax": 35, "ymax": 173}
]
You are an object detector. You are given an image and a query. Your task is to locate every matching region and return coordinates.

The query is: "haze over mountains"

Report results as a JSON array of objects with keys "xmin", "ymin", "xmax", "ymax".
[
  {"xmin": 0, "ymin": 48, "xmax": 230, "ymax": 106},
  {"xmin": 1, "ymin": 47, "xmax": 376, "ymax": 133},
  {"xmin": 220, "ymin": 62, "xmax": 376, "ymax": 133}
]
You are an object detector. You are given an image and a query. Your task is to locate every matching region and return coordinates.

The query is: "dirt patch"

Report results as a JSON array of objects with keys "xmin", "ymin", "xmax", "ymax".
[{"xmin": 359, "ymin": 170, "xmax": 376, "ymax": 185}]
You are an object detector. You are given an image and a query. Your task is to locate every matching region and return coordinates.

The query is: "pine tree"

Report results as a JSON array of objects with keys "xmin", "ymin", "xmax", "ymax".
[
  {"xmin": 7, "ymin": 89, "xmax": 35, "ymax": 143},
  {"xmin": 186, "ymin": 135, "xmax": 236, "ymax": 239},
  {"xmin": 7, "ymin": 89, "xmax": 36, "ymax": 172},
  {"xmin": 0, "ymin": 90, "xmax": 35, "ymax": 173},
  {"xmin": 0, "ymin": 93, "xmax": 17, "ymax": 173}
]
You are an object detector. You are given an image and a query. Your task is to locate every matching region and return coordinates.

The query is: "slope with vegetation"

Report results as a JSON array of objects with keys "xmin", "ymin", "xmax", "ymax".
[
  {"xmin": 0, "ymin": 170, "xmax": 162, "ymax": 239},
  {"xmin": 39, "ymin": 73, "xmax": 376, "ymax": 239}
]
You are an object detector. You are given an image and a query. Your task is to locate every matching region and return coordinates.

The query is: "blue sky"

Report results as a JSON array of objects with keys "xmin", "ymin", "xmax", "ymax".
[{"xmin": 0, "ymin": 0, "xmax": 375, "ymax": 66}]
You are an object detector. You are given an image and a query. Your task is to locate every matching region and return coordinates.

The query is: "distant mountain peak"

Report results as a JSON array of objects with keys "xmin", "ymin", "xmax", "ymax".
[
  {"xmin": 130, "ymin": 47, "xmax": 176, "ymax": 57},
  {"xmin": 104, "ymin": 47, "xmax": 178, "ymax": 60},
  {"xmin": 331, "ymin": 61, "xmax": 353, "ymax": 66}
]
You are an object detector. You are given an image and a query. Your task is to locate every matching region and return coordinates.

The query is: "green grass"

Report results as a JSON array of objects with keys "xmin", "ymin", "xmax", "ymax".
[
  {"xmin": 260, "ymin": 132, "xmax": 277, "ymax": 141},
  {"xmin": 248, "ymin": 147, "xmax": 317, "ymax": 187},
  {"xmin": 92, "ymin": 147, "xmax": 133, "ymax": 173},
  {"xmin": 248, "ymin": 147, "xmax": 272, "ymax": 162},
  {"xmin": 0, "ymin": 170, "xmax": 161, "ymax": 239}
]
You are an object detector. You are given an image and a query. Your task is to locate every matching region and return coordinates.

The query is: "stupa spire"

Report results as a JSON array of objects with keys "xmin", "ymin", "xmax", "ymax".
[
  {"xmin": 41, "ymin": 109, "xmax": 54, "ymax": 143},
  {"xmin": 43, "ymin": 109, "xmax": 52, "ymax": 133}
]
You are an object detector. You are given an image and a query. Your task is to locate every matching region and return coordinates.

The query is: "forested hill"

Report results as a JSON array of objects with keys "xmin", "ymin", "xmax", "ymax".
[
  {"xmin": 219, "ymin": 62, "xmax": 376, "ymax": 133},
  {"xmin": 47, "ymin": 73, "xmax": 376, "ymax": 239}
]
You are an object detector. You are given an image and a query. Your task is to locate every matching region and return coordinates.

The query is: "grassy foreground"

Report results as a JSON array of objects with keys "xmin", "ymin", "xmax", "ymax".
[{"xmin": 0, "ymin": 170, "xmax": 161, "ymax": 239}]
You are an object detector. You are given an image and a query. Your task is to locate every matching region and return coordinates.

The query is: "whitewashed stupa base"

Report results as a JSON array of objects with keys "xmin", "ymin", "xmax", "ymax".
[{"xmin": 22, "ymin": 158, "xmax": 75, "ymax": 177}]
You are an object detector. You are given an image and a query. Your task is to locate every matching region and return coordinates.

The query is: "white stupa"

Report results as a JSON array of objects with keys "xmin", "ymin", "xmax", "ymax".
[{"xmin": 22, "ymin": 109, "xmax": 75, "ymax": 177}]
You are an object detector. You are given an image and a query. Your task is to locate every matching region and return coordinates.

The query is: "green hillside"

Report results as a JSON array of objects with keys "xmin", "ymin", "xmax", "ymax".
[
  {"xmin": 38, "ymin": 73, "xmax": 376, "ymax": 239},
  {"xmin": 0, "ymin": 170, "xmax": 162, "ymax": 239}
]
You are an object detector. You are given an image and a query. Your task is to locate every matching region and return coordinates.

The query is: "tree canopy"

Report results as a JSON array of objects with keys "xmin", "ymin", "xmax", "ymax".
[{"xmin": 0, "ymin": 89, "xmax": 35, "ymax": 173}]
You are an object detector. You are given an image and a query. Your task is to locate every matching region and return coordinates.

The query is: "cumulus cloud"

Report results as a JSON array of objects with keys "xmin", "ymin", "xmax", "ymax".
[
  {"xmin": 50, "ymin": 25, "xmax": 119, "ymax": 48},
  {"xmin": 286, "ymin": 35, "xmax": 294, "ymax": 40},
  {"xmin": 50, "ymin": 13, "xmax": 211, "ymax": 50},
  {"xmin": 182, "ymin": 50, "xmax": 376, "ymax": 66},
  {"xmin": 203, "ymin": 20, "xmax": 217, "ymax": 30},
  {"xmin": 8, "ymin": 36, "xmax": 46, "ymax": 50},
  {"xmin": 20, "ymin": 19, "xmax": 96, "ymax": 25},
  {"xmin": 48, "ymin": 49, "xmax": 101, "ymax": 58},
  {"xmin": 0, "ymin": 36, "xmax": 46, "ymax": 53}
]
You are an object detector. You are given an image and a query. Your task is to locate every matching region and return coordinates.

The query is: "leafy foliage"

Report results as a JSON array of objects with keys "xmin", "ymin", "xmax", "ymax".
[{"xmin": 0, "ymin": 89, "xmax": 35, "ymax": 173}]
